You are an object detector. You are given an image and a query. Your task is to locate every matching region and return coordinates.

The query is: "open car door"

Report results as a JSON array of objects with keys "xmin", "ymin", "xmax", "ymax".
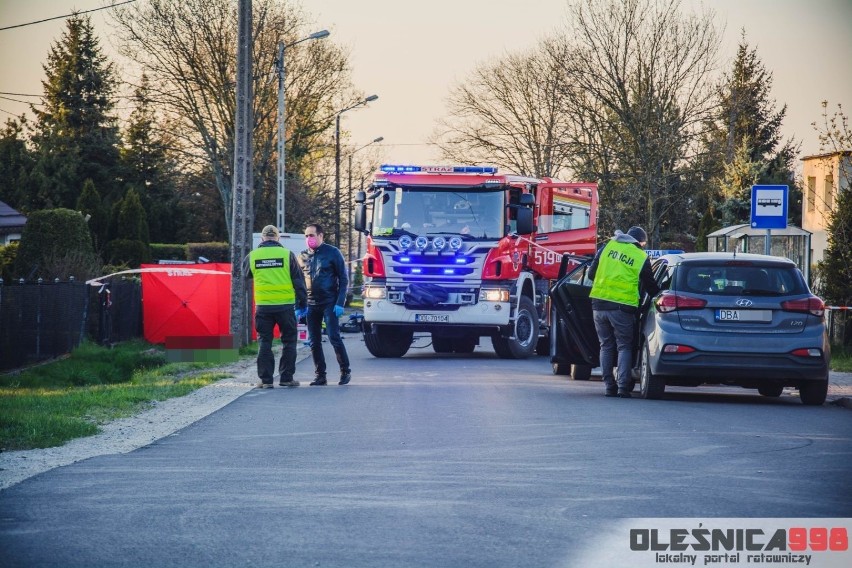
[{"xmin": 549, "ymin": 258, "xmax": 600, "ymax": 374}]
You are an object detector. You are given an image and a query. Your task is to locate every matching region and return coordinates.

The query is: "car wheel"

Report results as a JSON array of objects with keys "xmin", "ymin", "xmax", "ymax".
[
  {"xmin": 571, "ymin": 364, "xmax": 592, "ymax": 381},
  {"xmin": 799, "ymin": 378, "xmax": 828, "ymax": 406},
  {"xmin": 639, "ymin": 344, "xmax": 665, "ymax": 400},
  {"xmin": 757, "ymin": 385, "xmax": 784, "ymax": 397}
]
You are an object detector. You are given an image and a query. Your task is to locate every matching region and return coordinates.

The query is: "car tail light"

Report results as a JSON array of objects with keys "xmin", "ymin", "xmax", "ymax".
[
  {"xmin": 363, "ymin": 236, "xmax": 386, "ymax": 277},
  {"xmin": 790, "ymin": 348, "xmax": 823, "ymax": 358},
  {"xmin": 655, "ymin": 291, "xmax": 707, "ymax": 313},
  {"xmin": 663, "ymin": 344, "xmax": 696, "ymax": 354},
  {"xmin": 781, "ymin": 296, "xmax": 825, "ymax": 317}
]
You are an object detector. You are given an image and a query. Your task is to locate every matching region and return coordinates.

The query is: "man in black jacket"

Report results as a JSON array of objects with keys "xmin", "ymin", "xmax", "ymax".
[{"xmin": 298, "ymin": 223, "xmax": 351, "ymax": 385}]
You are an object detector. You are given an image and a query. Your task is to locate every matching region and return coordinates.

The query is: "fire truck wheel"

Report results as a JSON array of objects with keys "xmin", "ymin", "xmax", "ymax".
[
  {"xmin": 454, "ymin": 337, "xmax": 477, "ymax": 353},
  {"xmin": 432, "ymin": 336, "xmax": 453, "ymax": 353},
  {"xmin": 490, "ymin": 296, "xmax": 537, "ymax": 359},
  {"xmin": 364, "ymin": 327, "xmax": 413, "ymax": 358}
]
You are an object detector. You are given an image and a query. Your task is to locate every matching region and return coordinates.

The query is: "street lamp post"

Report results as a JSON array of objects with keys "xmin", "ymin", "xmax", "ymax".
[
  {"xmin": 347, "ymin": 136, "xmax": 383, "ymax": 281},
  {"xmin": 276, "ymin": 29, "xmax": 329, "ymax": 232},
  {"xmin": 335, "ymin": 94, "xmax": 378, "ymax": 246}
]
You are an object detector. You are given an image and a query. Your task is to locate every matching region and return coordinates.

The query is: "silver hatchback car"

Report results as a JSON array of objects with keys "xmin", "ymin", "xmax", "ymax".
[{"xmin": 549, "ymin": 252, "xmax": 830, "ymax": 405}]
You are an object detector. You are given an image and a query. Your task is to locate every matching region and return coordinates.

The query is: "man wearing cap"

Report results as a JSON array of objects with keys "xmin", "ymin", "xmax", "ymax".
[
  {"xmin": 243, "ymin": 225, "xmax": 308, "ymax": 389},
  {"xmin": 588, "ymin": 226, "xmax": 660, "ymax": 398}
]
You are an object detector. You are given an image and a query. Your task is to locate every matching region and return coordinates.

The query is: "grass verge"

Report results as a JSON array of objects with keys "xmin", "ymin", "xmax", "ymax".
[
  {"xmin": 831, "ymin": 345, "xmax": 852, "ymax": 372},
  {"xmin": 0, "ymin": 340, "xmax": 256, "ymax": 452}
]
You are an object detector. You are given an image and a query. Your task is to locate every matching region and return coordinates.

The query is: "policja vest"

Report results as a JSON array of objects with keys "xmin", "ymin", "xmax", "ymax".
[
  {"xmin": 249, "ymin": 245, "xmax": 296, "ymax": 305},
  {"xmin": 589, "ymin": 239, "xmax": 647, "ymax": 307}
]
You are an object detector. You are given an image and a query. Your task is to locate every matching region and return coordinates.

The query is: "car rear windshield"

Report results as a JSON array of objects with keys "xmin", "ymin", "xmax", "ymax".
[{"xmin": 676, "ymin": 263, "xmax": 807, "ymax": 296}]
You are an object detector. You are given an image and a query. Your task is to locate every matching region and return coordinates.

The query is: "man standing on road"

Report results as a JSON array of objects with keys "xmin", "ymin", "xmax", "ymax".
[
  {"xmin": 298, "ymin": 223, "xmax": 351, "ymax": 386},
  {"xmin": 244, "ymin": 225, "xmax": 307, "ymax": 389},
  {"xmin": 588, "ymin": 226, "xmax": 659, "ymax": 398}
]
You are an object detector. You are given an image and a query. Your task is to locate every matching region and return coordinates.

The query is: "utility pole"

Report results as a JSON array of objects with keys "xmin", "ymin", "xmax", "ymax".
[{"xmin": 229, "ymin": 0, "xmax": 254, "ymax": 347}]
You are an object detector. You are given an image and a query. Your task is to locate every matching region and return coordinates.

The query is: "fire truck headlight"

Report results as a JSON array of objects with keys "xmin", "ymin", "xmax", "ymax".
[
  {"xmin": 432, "ymin": 236, "xmax": 446, "ymax": 251},
  {"xmin": 479, "ymin": 289, "xmax": 510, "ymax": 302},
  {"xmin": 415, "ymin": 236, "xmax": 429, "ymax": 251},
  {"xmin": 398, "ymin": 235, "xmax": 413, "ymax": 249},
  {"xmin": 448, "ymin": 236, "xmax": 463, "ymax": 251},
  {"xmin": 364, "ymin": 286, "xmax": 387, "ymax": 299}
]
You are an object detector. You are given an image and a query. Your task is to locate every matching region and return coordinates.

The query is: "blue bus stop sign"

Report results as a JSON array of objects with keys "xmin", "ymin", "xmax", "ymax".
[{"xmin": 751, "ymin": 185, "xmax": 788, "ymax": 229}]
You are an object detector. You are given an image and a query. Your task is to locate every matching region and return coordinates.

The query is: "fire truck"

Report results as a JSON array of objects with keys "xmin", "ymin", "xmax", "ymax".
[{"xmin": 352, "ymin": 164, "xmax": 598, "ymax": 360}]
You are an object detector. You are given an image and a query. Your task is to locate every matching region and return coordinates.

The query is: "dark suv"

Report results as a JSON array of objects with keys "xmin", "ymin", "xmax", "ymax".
[{"xmin": 549, "ymin": 252, "xmax": 830, "ymax": 405}]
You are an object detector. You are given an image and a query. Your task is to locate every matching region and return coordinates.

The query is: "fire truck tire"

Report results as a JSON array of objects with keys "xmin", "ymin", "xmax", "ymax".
[
  {"xmin": 454, "ymin": 337, "xmax": 477, "ymax": 353},
  {"xmin": 571, "ymin": 364, "xmax": 592, "ymax": 381},
  {"xmin": 490, "ymin": 296, "xmax": 537, "ymax": 359},
  {"xmin": 364, "ymin": 327, "xmax": 413, "ymax": 358},
  {"xmin": 432, "ymin": 336, "xmax": 453, "ymax": 353}
]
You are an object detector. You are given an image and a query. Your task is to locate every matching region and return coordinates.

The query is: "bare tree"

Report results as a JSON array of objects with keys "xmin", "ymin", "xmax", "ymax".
[
  {"xmin": 556, "ymin": 0, "xmax": 720, "ymax": 245},
  {"xmin": 110, "ymin": 0, "xmax": 357, "ymax": 240},
  {"xmin": 433, "ymin": 39, "xmax": 575, "ymax": 178}
]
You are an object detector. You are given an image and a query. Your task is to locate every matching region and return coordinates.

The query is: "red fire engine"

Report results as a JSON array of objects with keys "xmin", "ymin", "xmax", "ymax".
[{"xmin": 352, "ymin": 164, "xmax": 598, "ymax": 360}]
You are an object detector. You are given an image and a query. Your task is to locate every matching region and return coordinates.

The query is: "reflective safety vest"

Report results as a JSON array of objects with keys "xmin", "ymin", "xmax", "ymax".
[
  {"xmin": 589, "ymin": 240, "xmax": 647, "ymax": 307},
  {"xmin": 249, "ymin": 246, "xmax": 295, "ymax": 305}
]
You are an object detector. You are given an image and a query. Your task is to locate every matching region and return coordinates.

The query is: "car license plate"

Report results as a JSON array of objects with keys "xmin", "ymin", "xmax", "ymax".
[
  {"xmin": 715, "ymin": 309, "xmax": 771, "ymax": 322},
  {"xmin": 415, "ymin": 314, "xmax": 449, "ymax": 323}
]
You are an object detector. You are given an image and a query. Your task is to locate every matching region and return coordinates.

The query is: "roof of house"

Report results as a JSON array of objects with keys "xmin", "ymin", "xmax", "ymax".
[{"xmin": 0, "ymin": 201, "xmax": 27, "ymax": 229}]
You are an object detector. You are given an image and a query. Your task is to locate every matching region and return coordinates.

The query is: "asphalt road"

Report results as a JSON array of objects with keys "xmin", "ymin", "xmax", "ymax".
[{"xmin": 2, "ymin": 335, "xmax": 851, "ymax": 567}]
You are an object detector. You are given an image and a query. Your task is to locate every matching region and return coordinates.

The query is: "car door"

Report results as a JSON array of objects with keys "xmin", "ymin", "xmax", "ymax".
[{"xmin": 549, "ymin": 259, "xmax": 599, "ymax": 366}]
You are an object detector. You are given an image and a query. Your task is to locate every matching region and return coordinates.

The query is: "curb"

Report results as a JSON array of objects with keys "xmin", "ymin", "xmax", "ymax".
[{"xmin": 829, "ymin": 397, "xmax": 852, "ymax": 410}]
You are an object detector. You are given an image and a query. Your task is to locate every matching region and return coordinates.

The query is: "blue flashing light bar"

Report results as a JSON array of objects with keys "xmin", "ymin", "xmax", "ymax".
[{"xmin": 380, "ymin": 164, "xmax": 498, "ymax": 174}]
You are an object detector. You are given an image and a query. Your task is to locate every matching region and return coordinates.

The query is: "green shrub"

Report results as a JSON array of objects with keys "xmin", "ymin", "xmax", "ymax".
[
  {"xmin": 150, "ymin": 243, "xmax": 188, "ymax": 262},
  {"xmin": 187, "ymin": 242, "xmax": 229, "ymax": 262},
  {"xmin": 0, "ymin": 241, "xmax": 18, "ymax": 281},
  {"xmin": 13, "ymin": 208, "xmax": 99, "ymax": 280},
  {"xmin": 104, "ymin": 239, "xmax": 151, "ymax": 268}
]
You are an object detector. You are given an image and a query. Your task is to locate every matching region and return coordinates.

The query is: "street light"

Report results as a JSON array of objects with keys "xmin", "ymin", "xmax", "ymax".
[
  {"xmin": 276, "ymin": 29, "xmax": 330, "ymax": 232},
  {"xmin": 347, "ymin": 136, "xmax": 384, "ymax": 281},
  {"xmin": 335, "ymin": 94, "xmax": 378, "ymax": 246}
]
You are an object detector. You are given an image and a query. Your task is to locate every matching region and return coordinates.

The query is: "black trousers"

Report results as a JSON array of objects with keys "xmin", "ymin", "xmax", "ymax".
[{"xmin": 255, "ymin": 306, "xmax": 297, "ymax": 383}]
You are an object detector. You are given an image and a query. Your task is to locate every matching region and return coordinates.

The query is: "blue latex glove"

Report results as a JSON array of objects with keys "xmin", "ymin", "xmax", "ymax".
[
  {"xmin": 333, "ymin": 305, "xmax": 345, "ymax": 318},
  {"xmin": 295, "ymin": 308, "xmax": 307, "ymax": 320}
]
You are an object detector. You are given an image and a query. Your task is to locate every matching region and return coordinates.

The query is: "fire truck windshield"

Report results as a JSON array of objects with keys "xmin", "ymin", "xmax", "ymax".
[{"xmin": 371, "ymin": 187, "xmax": 505, "ymax": 239}]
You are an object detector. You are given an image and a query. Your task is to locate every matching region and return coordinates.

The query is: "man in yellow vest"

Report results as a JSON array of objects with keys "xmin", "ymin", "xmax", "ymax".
[
  {"xmin": 243, "ymin": 225, "xmax": 308, "ymax": 389},
  {"xmin": 588, "ymin": 226, "xmax": 660, "ymax": 398}
]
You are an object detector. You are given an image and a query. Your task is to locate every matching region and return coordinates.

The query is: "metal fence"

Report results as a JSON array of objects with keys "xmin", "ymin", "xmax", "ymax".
[{"xmin": 0, "ymin": 279, "xmax": 142, "ymax": 372}]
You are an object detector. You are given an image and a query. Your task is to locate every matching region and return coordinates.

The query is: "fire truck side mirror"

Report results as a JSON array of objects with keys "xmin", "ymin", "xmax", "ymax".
[
  {"xmin": 516, "ymin": 207, "xmax": 533, "ymax": 235},
  {"xmin": 355, "ymin": 191, "xmax": 366, "ymax": 204},
  {"xmin": 519, "ymin": 194, "xmax": 534, "ymax": 206},
  {"xmin": 354, "ymin": 203, "xmax": 367, "ymax": 233}
]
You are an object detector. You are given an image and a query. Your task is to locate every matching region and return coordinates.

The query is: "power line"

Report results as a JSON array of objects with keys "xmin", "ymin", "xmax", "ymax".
[
  {"xmin": 0, "ymin": 94, "xmax": 43, "ymax": 106},
  {"xmin": 0, "ymin": 91, "xmax": 43, "ymax": 98},
  {"xmin": 0, "ymin": 0, "xmax": 137, "ymax": 32}
]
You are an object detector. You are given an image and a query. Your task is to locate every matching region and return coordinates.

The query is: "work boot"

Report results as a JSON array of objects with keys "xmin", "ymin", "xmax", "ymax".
[
  {"xmin": 310, "ymin": 376, "xmax": 327, "ymax": 386},
  {"xmin": 278, "ymin": 379, "xmax": 300, "ymax": 387},
  {"xmin": 256, "ymin": 382, "xmax": 274, "ymax": 389},
  {"xmin": 338, "ymin": 372, "xmax": 351, "ymax": 386}
]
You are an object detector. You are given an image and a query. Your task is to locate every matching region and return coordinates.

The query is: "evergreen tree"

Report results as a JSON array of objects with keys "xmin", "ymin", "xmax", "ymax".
[
  {"xmin": 29, "ymin": 15, "xmax": 121, "ymax": 211},
  {"xmin": 702, "ymin": 34, "xmax": 800, "ymax": 227},
  {"xmin": 75, "ymin": 178, "xmax": 108, "ymax": 253},
  {"xmin": 0, "ymin": 117, "xmax": 34, "ymax": 210},
  {"xmin": 819, "ymin": 186, "xmax": 852, "ymax": 305},
  {"xmin": 121, "ymin": 75, "xmax": 185, "ymax": 243},
  {"xmin": 115, "ymin": 188, "xmax": 150, "ymax": 244}
]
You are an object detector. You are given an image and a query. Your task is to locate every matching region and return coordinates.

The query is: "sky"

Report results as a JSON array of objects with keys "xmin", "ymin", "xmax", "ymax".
[{"xmin": 0, "ymin": 0, "xmax": 850, "ymax": 171}]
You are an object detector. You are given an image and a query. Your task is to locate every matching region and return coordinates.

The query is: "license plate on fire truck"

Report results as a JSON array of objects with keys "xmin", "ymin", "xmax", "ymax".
[{"xmin": 415, "ymin": 314, "xmax": 449, "ymax": 323}]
